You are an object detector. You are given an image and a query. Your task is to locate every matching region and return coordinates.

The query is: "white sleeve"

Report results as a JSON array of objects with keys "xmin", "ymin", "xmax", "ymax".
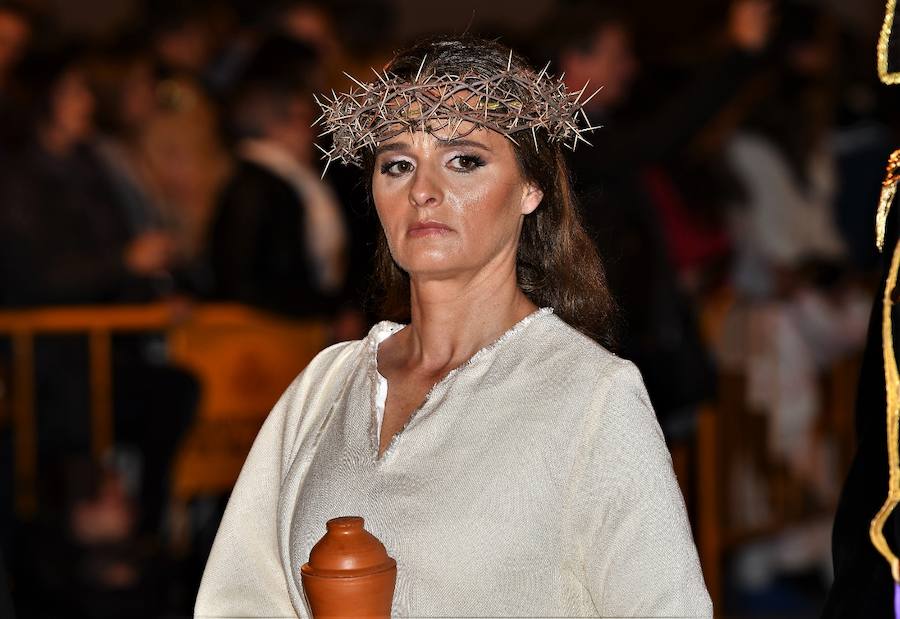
[
  {"xmin": 194, "ymin": 341, "xmax": 358, "ymax": 619},
  {"xmin": 573, "ymin": 361, "xmax": 713, "ymax": 618}
]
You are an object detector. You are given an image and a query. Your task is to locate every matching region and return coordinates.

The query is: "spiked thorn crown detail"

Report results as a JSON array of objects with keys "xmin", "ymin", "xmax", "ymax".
[{"xmin": 313, "ymin": 52, "xmax": 603, "ymax": 173}]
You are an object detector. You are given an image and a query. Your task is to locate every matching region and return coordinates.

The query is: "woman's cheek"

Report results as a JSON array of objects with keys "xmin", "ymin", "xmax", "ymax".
[{"xmin": 445, "ymin": 177, "xmax": 489, "ymax": 211}]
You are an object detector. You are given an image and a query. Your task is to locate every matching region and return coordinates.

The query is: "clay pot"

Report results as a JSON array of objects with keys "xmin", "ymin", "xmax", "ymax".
[{"xmin": 301, "ymin": 516, "xmax": 397, "ymax": 618}]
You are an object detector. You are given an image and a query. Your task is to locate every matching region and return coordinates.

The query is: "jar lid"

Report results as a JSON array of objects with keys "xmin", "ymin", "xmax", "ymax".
[{"xmin": 301, "ymin": 516, "xmax": 396, "ymax": 578}]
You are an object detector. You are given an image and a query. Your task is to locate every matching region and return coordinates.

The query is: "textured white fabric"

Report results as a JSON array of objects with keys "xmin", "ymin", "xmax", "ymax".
[{"xmin": 195, "ymin": 310, "xmax": 712, "ymax": 618}]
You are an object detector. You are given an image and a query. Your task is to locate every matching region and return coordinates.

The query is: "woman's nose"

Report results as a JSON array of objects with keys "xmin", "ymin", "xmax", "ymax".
[{"xmin": 409, "ymin": 168, "xmax": 443, "ymax": 208}]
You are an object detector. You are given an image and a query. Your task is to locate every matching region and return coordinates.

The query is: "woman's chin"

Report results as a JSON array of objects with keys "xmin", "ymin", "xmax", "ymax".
[
  {"xmin": 402, "ymin": 259, "xmax": 470, "ymax": 282},
  {"xmin": 397, "ymin": 248, "xmax": 463, "ymax": 272}
]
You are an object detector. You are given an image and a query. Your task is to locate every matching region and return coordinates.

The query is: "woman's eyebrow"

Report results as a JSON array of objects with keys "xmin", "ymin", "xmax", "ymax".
[
  {"xmin": 374, "ymin": 138, "xmax": 492, "ymax": 157},
  {"xmin": 374, "ymin": 142, "xmax": 408, "ymax": 157},
  {"xmin": 437, "ymin": 138, "xmax": 491, "ymax": 152}
]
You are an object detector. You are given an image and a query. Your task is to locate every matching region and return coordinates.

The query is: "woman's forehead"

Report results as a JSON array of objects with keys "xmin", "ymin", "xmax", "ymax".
[{"xmin": 376, "ymin": 124, "xmax": 509, "ymax": 153}]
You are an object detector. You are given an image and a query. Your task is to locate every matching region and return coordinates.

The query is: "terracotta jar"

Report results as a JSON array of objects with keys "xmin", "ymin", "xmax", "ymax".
[{"xmin": 301, "ymin": 516, "xmax": 397, "ymax": 618}]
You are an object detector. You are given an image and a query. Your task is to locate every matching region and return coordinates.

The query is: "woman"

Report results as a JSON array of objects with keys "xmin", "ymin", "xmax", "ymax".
[{"xmin": 196, "ymin": 36, "xmax": 711, "ymax": 618}]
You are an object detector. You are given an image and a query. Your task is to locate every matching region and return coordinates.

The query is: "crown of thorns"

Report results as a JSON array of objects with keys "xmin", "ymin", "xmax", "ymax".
[{"xmin": 313, "ymin": 53, "xmax": 603, "ymax": 172}]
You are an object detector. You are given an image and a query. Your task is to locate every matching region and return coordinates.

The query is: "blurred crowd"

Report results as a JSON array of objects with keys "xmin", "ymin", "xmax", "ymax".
[{"xmin": 0, "ymin": 0, "xmax": 895, "ymax": 616}]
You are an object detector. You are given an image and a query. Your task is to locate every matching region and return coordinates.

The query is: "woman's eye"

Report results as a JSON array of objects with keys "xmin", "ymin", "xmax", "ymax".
[
  {"xmin": 449, "ymin": 154, "xmax": 486, "ymax": 172},
  {"xmin": 380, "ymin": 160, "xmax": 414, "ymax": 176}
]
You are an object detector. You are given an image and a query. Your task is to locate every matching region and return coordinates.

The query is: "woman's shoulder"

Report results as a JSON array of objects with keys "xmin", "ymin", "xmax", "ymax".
[
  {"xmin": 516, "ymin": 313, "xmax": 646, "ymax": 405},
  {"xmin": 270, "ymin": 332, "xmax": 376, "ymax": 449},
  {"xmin": 528, "ymin": 313, "xmax": 654, "ymax": 423},
  {"xmin": 283, "ymin": 320, "xmax": 402, "ymax": 392},
  {"xmin": 306, "ymin": 337, "xmax": 365, "ymax": 371},
  {"xmin": 529, "ymin": 312, "xmax": 629, "ymax": 375}
]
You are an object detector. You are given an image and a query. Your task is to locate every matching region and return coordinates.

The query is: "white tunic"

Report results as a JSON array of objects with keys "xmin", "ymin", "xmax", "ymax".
[{"xmin": 195, "ymin": 309, "xmax": 712, "ymax": 618}]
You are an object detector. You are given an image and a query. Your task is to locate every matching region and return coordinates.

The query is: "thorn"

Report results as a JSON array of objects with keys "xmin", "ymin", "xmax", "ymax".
[
  {"xmin": 580, "ymin": 86, "xmax": 603, "ymax": 107},
  {"xmin": 573, "ymin": 80, "xmax": 589, "ymax": 105},
  {"xmin": 321, "ymin": 157, "xmax": 332, "ymax": 178},
  {"xmin": 531, "ymin": 125, "xmax": 539, "ymax": 150},
  {"xmin": 448, "ymin": 117, "xmax": 464, "ymax": 140},
  {"xmin": 574, "ymin": 131, "xmax": 593, "ymax": 147},
  {"xmin": 372, "ymin": 67, "xmax": 389, "ymax": 85},
  {"xmin": 343, "ymin": 72, "xmax": 369, "ymax": 90},
  {"xmin": 415, "ymin": 54, "xmax": 427, "ymax": 83},
  {"xmin": 507, "ymin": 49, "xmax": 513, "ymax": 71},
  {"xmin": 503, "ymin": 132, "xmax": 520, "ymax": 146},
  {"xmin": 537, "ymin": 61, "xmax": 550, "ymax": 82}
]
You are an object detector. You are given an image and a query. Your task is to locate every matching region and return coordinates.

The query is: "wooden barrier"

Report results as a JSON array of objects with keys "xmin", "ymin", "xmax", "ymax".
[
  {"xmin": 0, "ymin": 303, "xmax": 328, "ymax": 518},
  {"xmin": 692, "ymin": 367, "xmax": 860, "ymax": 612},
  {"xmin": 693, "ymin": 287, "xmax": 863, "ymax": 611},
  {"xmin": 166, "ymin": 305, "xmax": 328, "ymax": 500}
]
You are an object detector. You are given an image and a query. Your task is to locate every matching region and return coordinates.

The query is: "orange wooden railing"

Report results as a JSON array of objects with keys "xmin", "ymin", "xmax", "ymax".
[{"xmin": 0, "ymin": 302, "xmax": 328, "ymax": 518}]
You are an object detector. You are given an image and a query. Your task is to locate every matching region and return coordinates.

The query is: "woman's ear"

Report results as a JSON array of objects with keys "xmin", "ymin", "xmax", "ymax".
[{"xmin": 521, "ymin": 182, "xmax": 544, "ymax": 215}]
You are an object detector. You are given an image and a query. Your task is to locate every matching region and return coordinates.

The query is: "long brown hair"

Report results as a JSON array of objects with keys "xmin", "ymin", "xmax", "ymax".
[{"xmin": 363, "ymin": 36, "xmax": 618, "ymax": 348}]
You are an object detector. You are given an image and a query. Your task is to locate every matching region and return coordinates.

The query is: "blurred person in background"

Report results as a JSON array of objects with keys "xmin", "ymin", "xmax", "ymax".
[
  {"xmin": 0, "ymin": 1, "xmax": 29, "ymax": 93},
  {"xmin": 86, "ymin": 40, "xmax": 175, "ymax": 267},
  {"xmin": 726, "ymin": 3, "xmax": 849, "ymax": 302},
  {"xmin": 205, "ymin": 0, "xmax": 393, "ymax": 331},
  {"xmin": 87, "ymin": 37, "xmax": 216, "ymax": 294},
  {"xmin": 277, "ymin": 0, "xmax": 345, "ymax": 88},
  {"xmin": 142, "ymin": 0, "xmax": 235, "ymax": 262},
  {"xmin": 138, "ymin": 76, "xmax": 231, "ymax": 289},
  {"xmin": 0, "ymin": 45, "xmax": 197, "ymax": 609},
  {"xmin": 723, "ymin": 2, "xmax": 869, "ymax": 497},
  {"xmin": 273, "ymin": 0, "xmax": 395, "ymax": 89},
  {"xmin": 0, "ymin": 45, "xmax": 176, "ymax": 306},
  {"xmin": 714, "ymin": 1, "xmax": 871, "ymax": 595},
  {"xmin": 547, "ymin": 0, "xmax": 772, "ymax": 434},
  {"xmin": 137, "ymin": 2, "xmax": 232, "ymax": 293},
  {"xmin": 0, "ymin": 1, "xmax": 30, "ymax": 150},
  {"xmin": 210, "ymin": 34, "xmax": 348, "ymax": 318},
  {"xmin": 274, "ymin": 0, "xmax": 395, "ymax": 334},
  {"xmin": 201, "ymin": 1, "xmax": 344, "ymax": 98},
  {"xmin": 146, "ymin": 0, "xmax": 219, "ymax": 81}
]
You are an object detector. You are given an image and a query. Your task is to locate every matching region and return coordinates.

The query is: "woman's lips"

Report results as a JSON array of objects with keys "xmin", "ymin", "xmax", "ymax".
[{"xmin": 407, "ymin": 221, "xmax": 453, "ymax": 237}]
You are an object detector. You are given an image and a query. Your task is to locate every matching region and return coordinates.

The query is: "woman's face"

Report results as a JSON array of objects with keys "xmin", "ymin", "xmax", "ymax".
[{"xmin": 371, "ymin": 123, "xmax": 543, "ymax": 283}]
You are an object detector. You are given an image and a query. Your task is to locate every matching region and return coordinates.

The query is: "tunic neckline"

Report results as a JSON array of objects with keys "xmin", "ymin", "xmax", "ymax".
[{"xmin": 366, "ymin": 306, "xmax": 554, "ymax": 461}]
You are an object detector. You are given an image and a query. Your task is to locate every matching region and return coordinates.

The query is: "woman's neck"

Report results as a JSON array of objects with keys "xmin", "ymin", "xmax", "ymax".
[{"xmin": 401, "ymin": 264, "xmax": 537, "ymax": 375}]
